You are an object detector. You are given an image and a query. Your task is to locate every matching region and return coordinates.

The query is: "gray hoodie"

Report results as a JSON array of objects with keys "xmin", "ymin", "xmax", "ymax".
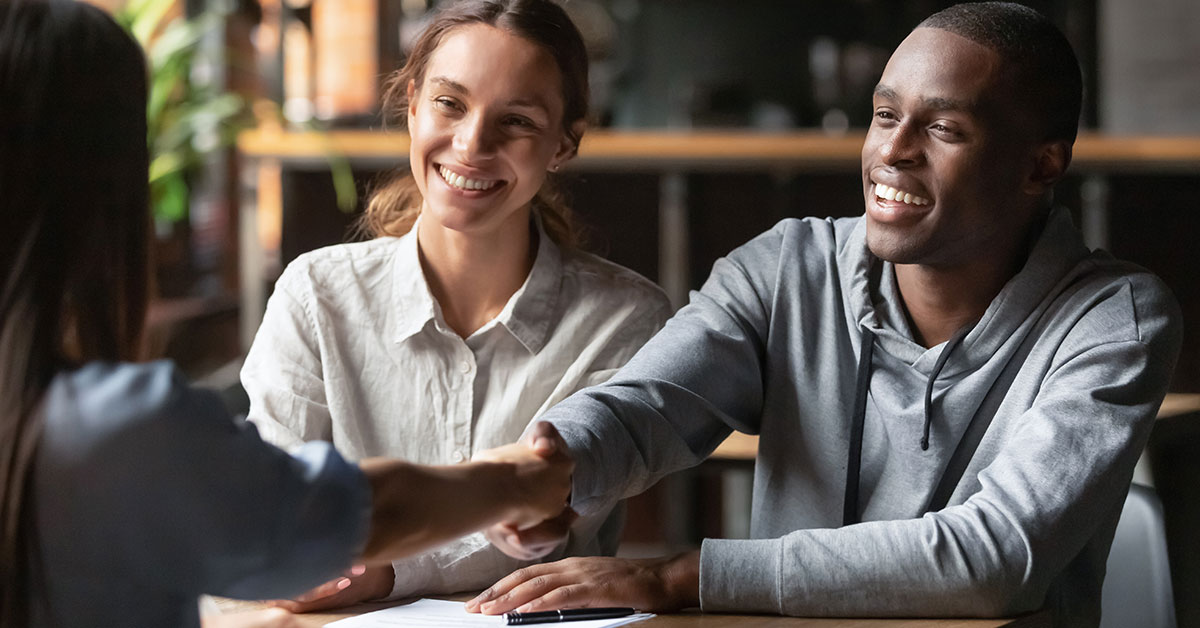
[{"xmin": 545, "ymin": 208, "xmax": 1181, "ymax": 626}]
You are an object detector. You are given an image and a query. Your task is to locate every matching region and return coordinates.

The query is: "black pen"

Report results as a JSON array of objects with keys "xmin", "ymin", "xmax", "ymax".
[{"xmin": 505, "ymin": 607, "xmax": 637, "ymax": 625}]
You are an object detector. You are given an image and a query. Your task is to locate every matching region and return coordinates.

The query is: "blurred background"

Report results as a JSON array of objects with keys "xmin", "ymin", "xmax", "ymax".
[
  {"xmin": 86, "ymin": 0, "xmax": 1200, "ymax": 623},
  {"xmin": 90, "ymin": 0, "xmax": 1200, "ymax": 388}
]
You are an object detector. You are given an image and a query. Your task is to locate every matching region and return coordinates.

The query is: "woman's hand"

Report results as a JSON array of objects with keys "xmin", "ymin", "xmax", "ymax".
[
  {"xmin": 267, "ymin": 565, "xmax": 393, "ymax": 613},
  {"xmin": 356, "ymin": 422, "xmax": 574, "ymax": 563},
  {"xmin": 483, "ymin": 507, "xmax": 578, "ymax": 560},
  {"xmin": 464, "ymin": 551, "xmax": 701, "ymax": 615},
  {"xmin": 474, "ymin": 422, "xmax": 574, "ymax": 530}
]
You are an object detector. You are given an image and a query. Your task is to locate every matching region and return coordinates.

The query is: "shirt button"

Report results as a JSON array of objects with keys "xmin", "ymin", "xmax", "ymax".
[
  {"xmin": 459, "ymin": 361, "xmax": 472, "ymax": 374},
  {"xmin": 451, "ymin": 450, "xmax": 466, "ymax": 463}
]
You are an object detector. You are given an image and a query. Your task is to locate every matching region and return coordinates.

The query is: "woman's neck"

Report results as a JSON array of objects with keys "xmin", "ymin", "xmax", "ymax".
[{"xmin": 416, "ymin": 212, "xmax": 537, "ymax": 339}]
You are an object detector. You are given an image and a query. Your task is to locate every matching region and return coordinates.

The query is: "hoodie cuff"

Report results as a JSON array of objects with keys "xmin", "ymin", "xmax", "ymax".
[
  {"xmin": 557, "ymin": 425, "xmax": 608, "ymax": 518},
  {"xmin": 699, "ymin": 537, "xmax": 784, "ymax": 614}
]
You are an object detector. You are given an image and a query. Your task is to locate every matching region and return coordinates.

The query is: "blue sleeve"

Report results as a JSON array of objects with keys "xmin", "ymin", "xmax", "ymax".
[{"xmin": 36, "ymin": 361, "xmax": 372, "ymax": 600}]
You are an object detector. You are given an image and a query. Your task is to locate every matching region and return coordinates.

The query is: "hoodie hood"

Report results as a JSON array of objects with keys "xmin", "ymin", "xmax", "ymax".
[{"xmin": 839, "ymin": 207, "xmax": 1092, "ymax": 377}]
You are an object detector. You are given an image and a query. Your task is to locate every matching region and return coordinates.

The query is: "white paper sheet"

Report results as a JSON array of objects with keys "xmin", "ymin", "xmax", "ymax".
[{"xmin": 325, "ymin": 598, "xmax": 653, "ymax": 628}]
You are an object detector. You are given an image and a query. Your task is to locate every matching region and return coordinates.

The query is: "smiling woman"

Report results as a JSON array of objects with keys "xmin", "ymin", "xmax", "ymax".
[
  {"xmin": 361, "ymin": 0, "xmax": 589, "ymax": 249},
  {"xmin": 238, "ymin": 0, "xmax": 671, "ymax": 615},
  {"xmin": 404, "ymin": 22, "xmax": 581, "ymax": 304}
]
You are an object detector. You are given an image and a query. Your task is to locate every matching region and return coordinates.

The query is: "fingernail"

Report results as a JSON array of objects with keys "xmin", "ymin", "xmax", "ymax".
[
  {"xmin": 350, "ymin": 565, "xmax": 366, "ymax": 576},
  {"xmin": 516, "ymin": 604, "xmax": 532, "ymax": 613},
  {"xmin": 336, "ymin": 577, "xmax": 352, "ymax": 590}
]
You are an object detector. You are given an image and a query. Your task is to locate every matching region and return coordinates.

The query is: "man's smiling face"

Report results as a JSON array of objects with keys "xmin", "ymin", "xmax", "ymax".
[{"xmin": 861, "ymin": 27, "xmax": 1045, "ymax": 269}]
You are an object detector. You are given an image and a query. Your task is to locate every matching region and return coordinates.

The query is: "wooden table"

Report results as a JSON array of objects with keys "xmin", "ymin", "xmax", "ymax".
[{"xmin": 213, "ymin": 597, "xmax": 1051, "ymax": 628}]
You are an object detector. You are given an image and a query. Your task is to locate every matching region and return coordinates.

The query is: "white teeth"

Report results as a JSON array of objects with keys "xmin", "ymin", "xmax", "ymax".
[
  {"xmin": 439, "ymin": 166, "xmax": 498, "ymax": 192},
  {"xmin": 873, "ymin": 183, "xmax": 929, "ymax": 206}
]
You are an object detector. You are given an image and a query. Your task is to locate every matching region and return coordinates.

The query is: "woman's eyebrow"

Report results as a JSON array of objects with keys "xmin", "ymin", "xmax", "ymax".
[{"xmin": 429, "ymin": 76, "xmax": 468, "ymax": 94}]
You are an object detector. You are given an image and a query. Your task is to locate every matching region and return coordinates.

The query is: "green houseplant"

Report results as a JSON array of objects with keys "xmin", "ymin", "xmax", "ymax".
[{"xmin": 114, "ymin": 0, "xmax": 247, "ymax": 228}]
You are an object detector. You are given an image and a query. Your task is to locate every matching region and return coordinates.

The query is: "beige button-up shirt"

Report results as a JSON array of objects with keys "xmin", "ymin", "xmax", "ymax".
[{"xmin": 241, "ymin": 220, "xmax": 671, "ymax": 598}]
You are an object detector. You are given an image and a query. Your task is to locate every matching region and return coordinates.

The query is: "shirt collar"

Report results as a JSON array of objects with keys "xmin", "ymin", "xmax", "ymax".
[
  {"xmin": 499, "ymin": 216, "xmax": 563, "ymax": 355},
  {"xmin": 389, "ymin": 214, "xmax": 564, "ymax": 354},
  {"xmin": 391, "ymin": 215, "xmax": 440, "ymax": 343}
]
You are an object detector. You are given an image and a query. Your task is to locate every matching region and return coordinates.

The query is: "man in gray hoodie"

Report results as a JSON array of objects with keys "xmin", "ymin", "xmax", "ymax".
[{"xmin": 466, "ymin": 3, "xmax": 1182, "ymax": 626}]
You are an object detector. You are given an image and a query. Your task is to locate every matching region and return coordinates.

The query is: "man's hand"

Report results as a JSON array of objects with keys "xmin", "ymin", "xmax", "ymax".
[
  {"xmin": 483, "ymin": 507, "xmax": 578, "ymax": 560},
  {"xmin": 267, "ymin": 564, "xmax": 393, "ymax": 613},
  {"xmin": 463, "ymin": 551, "xmax": 700, "ymax": 615},
  {"xmin": 473, "ymin": 422, "xmax": 574, "ymax": 531}
]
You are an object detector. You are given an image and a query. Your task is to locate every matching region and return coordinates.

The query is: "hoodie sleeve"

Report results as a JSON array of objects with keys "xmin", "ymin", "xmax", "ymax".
[
  {"xmin": 545, "ymin": 223, "xmax": 786, "ymax": 517},
  {"xmin": 700, "ymin": 272, "xmax": 1183, "ymax": 617}
]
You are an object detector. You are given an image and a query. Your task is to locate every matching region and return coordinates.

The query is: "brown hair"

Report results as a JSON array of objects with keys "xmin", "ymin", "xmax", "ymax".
[
  {"xmin": 0, "ymin": 1, "xmax": 150, "ymax": 623},
  {"xmin": 357, "ymin": 0, "xmax": 589, "ymax": 247}
]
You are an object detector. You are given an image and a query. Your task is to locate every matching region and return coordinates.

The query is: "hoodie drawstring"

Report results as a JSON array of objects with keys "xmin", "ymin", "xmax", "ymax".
[
  {"xmin": 843, "ymin": 327, "xmax": 875, "ymax": 527},
  {"xmin": 843, "ymin": 321, "xmax": 976, "ymax": 526},
  {"xmin": 920, "ymin": 323, "xmax": 975, "ymax": 451}
]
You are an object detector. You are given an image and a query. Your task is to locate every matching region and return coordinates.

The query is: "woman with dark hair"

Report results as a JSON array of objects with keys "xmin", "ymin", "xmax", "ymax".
[
  {"xmin": 0, "ymin": 2, "xmax": 572, "ymax": 626},
  {"xmin": 240, "ymin": 0, "xmax": 670, "ymax": 612}
]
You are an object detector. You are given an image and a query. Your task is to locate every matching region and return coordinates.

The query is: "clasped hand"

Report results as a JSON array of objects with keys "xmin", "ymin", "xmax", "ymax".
[
  {"xmin": 471, "ymin": 421, "xmax": 575, "ymax": 532},
  {"xmin": 475, "ymin": 421, "xmax": 578, "ymax": 560}
]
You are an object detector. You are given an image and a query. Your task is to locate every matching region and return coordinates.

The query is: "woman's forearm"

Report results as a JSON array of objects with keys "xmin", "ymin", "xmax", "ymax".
[{"xmin": 356, "ymin": 454, "xmax": 569, "ymax": 563}]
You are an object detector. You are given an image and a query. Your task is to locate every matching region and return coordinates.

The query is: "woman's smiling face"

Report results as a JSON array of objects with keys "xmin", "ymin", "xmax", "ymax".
[{"xmin": 407, "ymin": 23, "xmax": 575, "ymax": 238}]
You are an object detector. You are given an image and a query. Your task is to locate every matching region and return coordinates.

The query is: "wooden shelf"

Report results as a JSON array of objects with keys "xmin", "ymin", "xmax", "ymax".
[
  {"xmin": 234, "ymin": 126, "xmax": 1200, "ymax": 345},
  {"xmin": 238, "ymin": 128, "xmax": 1200, "ymax": 173}
]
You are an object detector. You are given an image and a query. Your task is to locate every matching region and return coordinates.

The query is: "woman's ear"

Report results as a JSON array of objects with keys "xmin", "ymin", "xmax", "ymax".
[
  {"xmin": 1022, "ymin": 140, "xmax": 1071, "ymax": 196},
  {"xmin": 550, "ymin": 120, "xmax": 588, "ymax": 170},
  {"xmin": 406, "ymin": 79, "xmax": 418, "ymax": 125}
]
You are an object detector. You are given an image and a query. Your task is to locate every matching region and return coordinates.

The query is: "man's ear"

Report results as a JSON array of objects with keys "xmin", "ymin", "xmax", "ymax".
[
  {"xmin": 551, "ymin": 120, "xmax": 588, "ymax": 168},
  {"xmin": 1023, "ymin": 140, "xmax": 1071, "ymax": 196}
]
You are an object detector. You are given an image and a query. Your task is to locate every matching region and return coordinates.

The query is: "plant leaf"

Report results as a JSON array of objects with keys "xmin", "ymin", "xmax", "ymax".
[
  {"xmin": 152, "ymin": 171, "xmax": 190, "ymax": 223},
  {"xmin": 128, "ymin": 0, "xmax": 177, "ymax": 46}
]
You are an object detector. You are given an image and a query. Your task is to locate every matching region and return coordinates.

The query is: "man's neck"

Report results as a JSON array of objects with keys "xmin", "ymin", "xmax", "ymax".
[
  {"xmin": 893, "ymin": 260, "xmax": 1009, "ymax": 348},
  {"xmin": 893, "ymin": 207, "xmax": 1049, "ymax": 348}
]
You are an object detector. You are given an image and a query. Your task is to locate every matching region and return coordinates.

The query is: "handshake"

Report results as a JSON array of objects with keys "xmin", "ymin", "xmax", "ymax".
[
  {"xmin": 471, "ymin": 422, "xmax": 579, "ymax": 561},
  {"xmin": 262, "ymin": 422, "xmax": 579, "ymax": 615},
  {"xmin": 250, "ymin": 421, "xmax": 696, "ymax": 621}
]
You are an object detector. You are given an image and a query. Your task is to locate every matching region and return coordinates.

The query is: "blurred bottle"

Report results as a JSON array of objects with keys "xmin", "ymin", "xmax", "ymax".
[
  {"xmin": 312, "ymin": 0, "xmax": 378, "ymax": 126},
  {"xmin": 280, "ymin": 0, "xmax": 314, "ymax": 124}
]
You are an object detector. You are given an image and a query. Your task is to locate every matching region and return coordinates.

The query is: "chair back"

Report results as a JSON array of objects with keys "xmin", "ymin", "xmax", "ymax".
[{"xmin": 1100, "ymin": 483, "xmax": 1176, "ymax": 628}]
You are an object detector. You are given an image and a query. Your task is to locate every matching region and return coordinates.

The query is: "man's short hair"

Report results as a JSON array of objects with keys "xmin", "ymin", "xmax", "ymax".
[{"xmin": 919, "ymin": 2, "xmax": 1083, "ymax": 143}]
